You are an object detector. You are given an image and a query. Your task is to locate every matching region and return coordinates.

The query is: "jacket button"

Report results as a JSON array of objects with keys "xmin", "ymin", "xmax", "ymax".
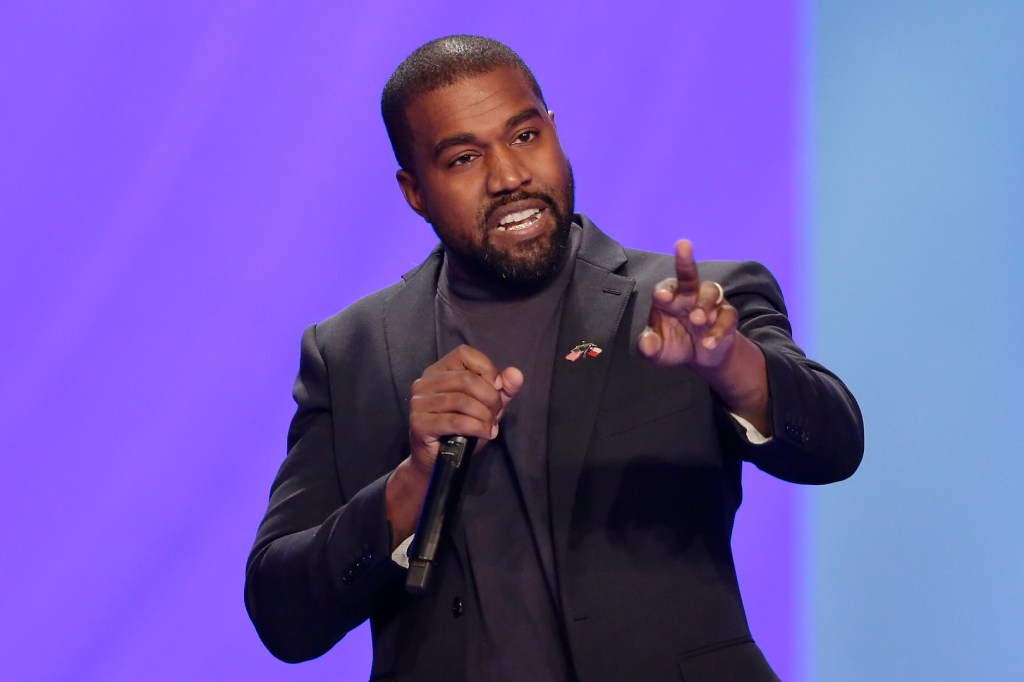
[{"xmin": 451, "ymin": 597, "xmax": 463, "ymax": 618}]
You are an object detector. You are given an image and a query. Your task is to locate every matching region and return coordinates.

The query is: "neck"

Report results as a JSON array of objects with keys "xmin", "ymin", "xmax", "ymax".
[{"xmin": 442, "ymin": 251, "xmax": 567, "ymax": 301}]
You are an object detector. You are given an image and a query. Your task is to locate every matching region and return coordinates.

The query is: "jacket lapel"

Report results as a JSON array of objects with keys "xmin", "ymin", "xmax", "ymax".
[
  {"xmin": 548, "ymin": 219, "xmax": 635, "ymax": 565},
  {"xmin": 383, "ymin": 247, "xmax": 443, "ymax": 415},
  {"xmin": 383, "ymin": 246, "xmax": 477, "ymax": 570}
]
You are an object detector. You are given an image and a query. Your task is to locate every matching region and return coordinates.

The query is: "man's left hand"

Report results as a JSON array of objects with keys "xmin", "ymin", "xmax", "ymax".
[
  {"xmin": 638, "ymin": 239, "xmax": 737, "ymax": 368},
  {"xmin": 638, "ymin": 239, "xmax": 772, "ymax": 435}
]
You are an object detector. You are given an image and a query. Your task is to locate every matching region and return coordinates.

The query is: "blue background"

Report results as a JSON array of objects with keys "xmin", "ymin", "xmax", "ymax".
[{"xmin": 810, "ymin": 2, "xmax": 1024, "ymax": 680}]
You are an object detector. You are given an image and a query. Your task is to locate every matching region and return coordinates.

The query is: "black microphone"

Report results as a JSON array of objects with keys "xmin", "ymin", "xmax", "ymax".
[{"xmin": 404, "ymin": 435, "xmax": 477, "ymax": 594}]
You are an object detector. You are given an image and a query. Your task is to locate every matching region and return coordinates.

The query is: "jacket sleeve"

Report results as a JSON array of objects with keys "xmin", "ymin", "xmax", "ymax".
[
  {"xmin": 244, "ymin": 323, "xmax": 406, "ymax": 663},
  {"xmin": 719, "ymin": 261, "xmax": 864, "ymax": 484}
]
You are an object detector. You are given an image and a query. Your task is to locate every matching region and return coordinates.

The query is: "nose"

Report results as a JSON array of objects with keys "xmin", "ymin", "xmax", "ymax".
[{"xmin": 485, "ymin": 147, "xmax": 531, "ymax": 195}]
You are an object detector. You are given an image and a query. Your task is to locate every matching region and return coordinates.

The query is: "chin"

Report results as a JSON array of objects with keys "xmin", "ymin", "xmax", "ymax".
[{"xmin": 482, "ymin": 229, "xmax": 571, "ymax": 287}]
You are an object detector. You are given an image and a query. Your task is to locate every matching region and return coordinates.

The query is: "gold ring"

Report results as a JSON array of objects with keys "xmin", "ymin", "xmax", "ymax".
[{"xmin": 711, "ymin": 281, "xmax": 725, "ymax": 306}]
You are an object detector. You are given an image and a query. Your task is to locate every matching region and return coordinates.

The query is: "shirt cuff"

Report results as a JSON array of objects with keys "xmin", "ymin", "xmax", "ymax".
[
  {"xmin": 730, "ymin": 412, "xmax": 772, "ymax": 445},
  {"xmin": 391, "ymin": 534, "xmax": 413, "ymax": 569}
]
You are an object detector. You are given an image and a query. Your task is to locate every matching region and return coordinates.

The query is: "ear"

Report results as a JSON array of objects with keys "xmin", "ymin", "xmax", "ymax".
[{"xmin": 396, "ymin": 168, "xmax": 429, "ymax": 222}]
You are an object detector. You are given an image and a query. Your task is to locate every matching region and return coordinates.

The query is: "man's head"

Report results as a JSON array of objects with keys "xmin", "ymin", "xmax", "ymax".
[
  {"xmin": 382, "ymin": 36, "xmax": 575, "ymax": 290},
  {"xmin": 382, "ymin": 35, "xmax": 547, "ymax": 172}
]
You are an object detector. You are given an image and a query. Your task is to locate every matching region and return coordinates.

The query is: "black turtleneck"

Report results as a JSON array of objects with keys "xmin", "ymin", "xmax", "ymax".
[{"xmin": 433, "ymin": 224, "xmax": 582, "ymax": 681}]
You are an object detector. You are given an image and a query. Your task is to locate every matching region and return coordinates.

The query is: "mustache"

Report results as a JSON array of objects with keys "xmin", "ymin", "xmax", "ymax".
[{"xmin": 483, "ymin": 191, "xmax": 559, "ymax": 226}]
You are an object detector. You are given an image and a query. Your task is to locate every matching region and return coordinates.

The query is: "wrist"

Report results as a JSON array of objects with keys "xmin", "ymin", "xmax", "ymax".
[
  {"xmin": 697, "ymin": 335, "xmax": 771, "ymax": 433},
  {"xmin": 385, "ymin": 457, "xmax": 430, "ymax": 550}
]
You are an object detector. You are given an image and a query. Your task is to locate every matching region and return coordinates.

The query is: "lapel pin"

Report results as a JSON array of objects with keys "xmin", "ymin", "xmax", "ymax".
[{"xmin": 566, "ymin": 342, "xmax": 603, "ymax": 362}]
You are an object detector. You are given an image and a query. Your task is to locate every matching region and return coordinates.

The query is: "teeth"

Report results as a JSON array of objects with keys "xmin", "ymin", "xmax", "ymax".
[{"xmin": 498, "ymin": 208, "xmax": 540, "ymax": 226}]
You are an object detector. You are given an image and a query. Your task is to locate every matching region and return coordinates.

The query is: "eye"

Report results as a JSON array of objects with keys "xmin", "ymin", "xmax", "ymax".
[
  {"xmin": 513, "ymin": 129, "xmax": 538, "ymax": 144},
  {"xmin": 449, "ymin": 152, "xmax": 477, "ymax": 167}
]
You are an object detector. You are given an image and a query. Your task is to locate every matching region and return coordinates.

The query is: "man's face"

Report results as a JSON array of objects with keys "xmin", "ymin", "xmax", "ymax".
[{"xmin": 397, "ymin": 66, "xmax": 574, "ymax": 287}]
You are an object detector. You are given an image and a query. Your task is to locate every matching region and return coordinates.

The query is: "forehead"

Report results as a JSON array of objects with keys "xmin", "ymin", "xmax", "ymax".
[{"xmin": 404, "ymin": 67, "xmax": 544, "ymax": 147}]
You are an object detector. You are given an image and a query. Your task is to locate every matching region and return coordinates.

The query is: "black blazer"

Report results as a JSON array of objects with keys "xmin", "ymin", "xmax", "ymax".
[{"xmin": 245, "ymin": 216, "xmax": 863, "ymax": 681}]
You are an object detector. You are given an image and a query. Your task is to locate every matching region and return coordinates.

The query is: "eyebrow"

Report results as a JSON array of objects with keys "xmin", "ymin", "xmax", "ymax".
[{"xmin": 432, "ymin": 107, "xmax": 544, "ymax": 159}]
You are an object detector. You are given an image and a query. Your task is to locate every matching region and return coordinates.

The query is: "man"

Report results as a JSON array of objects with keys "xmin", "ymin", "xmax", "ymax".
[{"xmin": 245, "ymin": 35, "xmax": 863, "ymax": 681}]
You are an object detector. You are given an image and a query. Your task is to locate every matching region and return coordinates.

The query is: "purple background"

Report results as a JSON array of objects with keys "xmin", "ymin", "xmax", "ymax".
[{"xmin": 1, "ymin": 2, "xmax": 805, "ymax": 679}]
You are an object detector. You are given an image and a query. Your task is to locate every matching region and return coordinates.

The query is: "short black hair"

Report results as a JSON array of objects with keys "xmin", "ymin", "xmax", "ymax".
[{"xmin": 381, "ymin": 35, "xmax": 547, "ymax": 171}]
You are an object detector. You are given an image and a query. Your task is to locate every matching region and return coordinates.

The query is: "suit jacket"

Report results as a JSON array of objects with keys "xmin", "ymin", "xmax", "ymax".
[{"xmin": 245, "ymin": 216, "xmax": 864, "ymax": 681}]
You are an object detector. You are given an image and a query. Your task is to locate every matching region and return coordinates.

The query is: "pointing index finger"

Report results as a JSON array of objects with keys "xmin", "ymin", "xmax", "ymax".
[{"xmin": 674, "ymin": 239, "xmax": 700, "ymax": 296}]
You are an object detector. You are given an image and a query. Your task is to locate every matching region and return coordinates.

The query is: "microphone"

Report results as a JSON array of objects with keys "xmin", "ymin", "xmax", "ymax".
[{"xmin": 405, "ymin": 435, "xmax": 477, "ymax": 594}]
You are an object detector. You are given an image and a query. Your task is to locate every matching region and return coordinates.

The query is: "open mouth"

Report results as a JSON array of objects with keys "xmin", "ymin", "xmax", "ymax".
[{"xmin": 495, "ymin": 207, "xmax": 543, "ymax": 232}]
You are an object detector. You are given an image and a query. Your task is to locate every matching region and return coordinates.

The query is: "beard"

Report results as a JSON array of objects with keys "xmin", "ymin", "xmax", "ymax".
[{"xmin": 440, "ymin": 165, "xmax": 575, "ymax": 291}]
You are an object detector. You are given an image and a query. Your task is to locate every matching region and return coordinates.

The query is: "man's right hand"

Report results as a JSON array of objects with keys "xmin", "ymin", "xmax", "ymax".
[{"xmin": 385, "ymin": 345, "xmax": 523, "ymax": 549}]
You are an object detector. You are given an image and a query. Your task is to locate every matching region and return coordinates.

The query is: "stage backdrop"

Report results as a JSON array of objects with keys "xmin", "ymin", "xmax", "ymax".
[
  {"xmin": 0, "ymin": 2, "xmax": 804, "ymax": 678},
  {"xmin": 3, "ymin": 1, "xmax": 1019, "ymax": 680},
  {"xmin": 808, "ymin": 2, "xmax": 1024, "ymax": 680}
]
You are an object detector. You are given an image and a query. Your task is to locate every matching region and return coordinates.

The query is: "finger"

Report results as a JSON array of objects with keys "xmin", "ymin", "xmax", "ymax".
[
  {"xmin": 637, "ymin": 324, "xmax": 664, "ymax": 359},
  {"xmin": 690, "ymin": 280, "xmax": 725, "ymax": 326},
  {"xmin": 496, "ymin": 366, "xmax": 524, "ymax": 406},
  {"xmin": 700, "ymin": 304, "xmax": 738, "ymax": 351},
  {"xmin": 650, "ymin": 276, "xmax": 696, "ymax": 318},
  {"xmin": 638, "ymin": 315, "xmax": 695, "ymax": 366},
  {"xmin": 409, "ymin": 408, "xmax": 497, "ymax": 445},
  {"xmin": 412, "ymin": 370, "xmax": 504, "ymax": 416},
  {"xmin": 428, "ymin": 344, "xmax": 500, "ymax": 383},
  {"xmin": 411, "ymin": 390, "xmax": 497, "ymax": 425},
  {"xmin": 492, "ymin": 366, "xmax": 524, "ymax": 427},
  {"xmin": 697, "ymin": 280, "xmax": 725, "ymax": 309},
  {"xmin": 674, "ymin": 240, "xmax": 700, "ymax": 296},
  {"xmin": 651, "ymin": 276, "xmax": 678, "ymax": 303}
]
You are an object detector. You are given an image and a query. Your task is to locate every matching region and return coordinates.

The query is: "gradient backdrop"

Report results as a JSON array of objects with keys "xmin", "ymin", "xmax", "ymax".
[{"xmin": 1, "ymin": 2, "xmax": 1020, "ymax": 680}]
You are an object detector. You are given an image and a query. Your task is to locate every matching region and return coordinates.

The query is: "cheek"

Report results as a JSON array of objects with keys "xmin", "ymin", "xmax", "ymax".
[
  {"xmin": 538, "ymin": 154, "xmax": 570, "ymax": 189},
  {"xmin": 431, "ymin": 192, "xmax": 474, "ymax": 225},
  {"xmin": 433, "ymin": 182, "xmax": 482, "ymax": 218},
  {"xmin": 422, "ymin": 183, "xmax": 485, "ymax": 236}
]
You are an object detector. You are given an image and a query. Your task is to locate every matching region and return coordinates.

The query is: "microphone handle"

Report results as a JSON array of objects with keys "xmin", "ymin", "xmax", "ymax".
[{"xmin": 405, "ymin": 435, "xmax": 476, "ymax": 594}]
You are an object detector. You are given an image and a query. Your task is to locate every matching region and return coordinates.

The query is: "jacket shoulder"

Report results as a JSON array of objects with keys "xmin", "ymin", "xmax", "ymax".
[
  {"xmin": 311, "ymin": 247, "xmax": 443, "ymax": 349},
  {"xmin": 619, "ymin": 247, "xmax": 783, "ymax": 300}
]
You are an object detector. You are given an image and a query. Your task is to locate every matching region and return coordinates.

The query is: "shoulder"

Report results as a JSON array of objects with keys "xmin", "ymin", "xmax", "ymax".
[
  {"xmin": 619, "ymin": 247, "xmax": 783, "ymax": 302},
  {"xmin": 310, "ymin": 246, "xmax": 443, "ymax": 351},
  {"xmin": 695, "ymin": 260, "xmax": 783, "ymax": 295},
  {"xmin": 574, "ymin": 215, "xmax": 786, "ymax": 310},
  {"xmin": 576, "ymin": 215, "xmax": 780, "ymax": 289},
  {"xmin": 313, "ymin": 282, "xmax": 399, "ymax": 343}
]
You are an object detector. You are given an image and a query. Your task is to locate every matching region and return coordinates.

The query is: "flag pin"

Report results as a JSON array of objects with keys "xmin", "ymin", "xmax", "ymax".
[{"xmin": 566, "ymin": 341, "xmax": 603, "ymax": 362}]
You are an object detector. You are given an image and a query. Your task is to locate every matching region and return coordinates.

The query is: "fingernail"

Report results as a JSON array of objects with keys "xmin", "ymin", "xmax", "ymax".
[
  {"xmin": 703, "ymin": 337, "xmax": 716, "ymax": 350},
  {"xmin": 491, "ymin": 424, "xmax": 499, "ymax": 438}
]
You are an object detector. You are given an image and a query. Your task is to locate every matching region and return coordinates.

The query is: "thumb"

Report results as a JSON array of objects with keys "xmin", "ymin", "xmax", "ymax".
[{"xmin": 496, "ymin": 366, "xmax": 524, "ymax": 410}]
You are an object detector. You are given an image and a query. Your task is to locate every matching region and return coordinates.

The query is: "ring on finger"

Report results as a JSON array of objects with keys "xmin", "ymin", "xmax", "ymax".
[{"xmin": 711, "ymin": 281, "xmax": 725, "ymax": 306}]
